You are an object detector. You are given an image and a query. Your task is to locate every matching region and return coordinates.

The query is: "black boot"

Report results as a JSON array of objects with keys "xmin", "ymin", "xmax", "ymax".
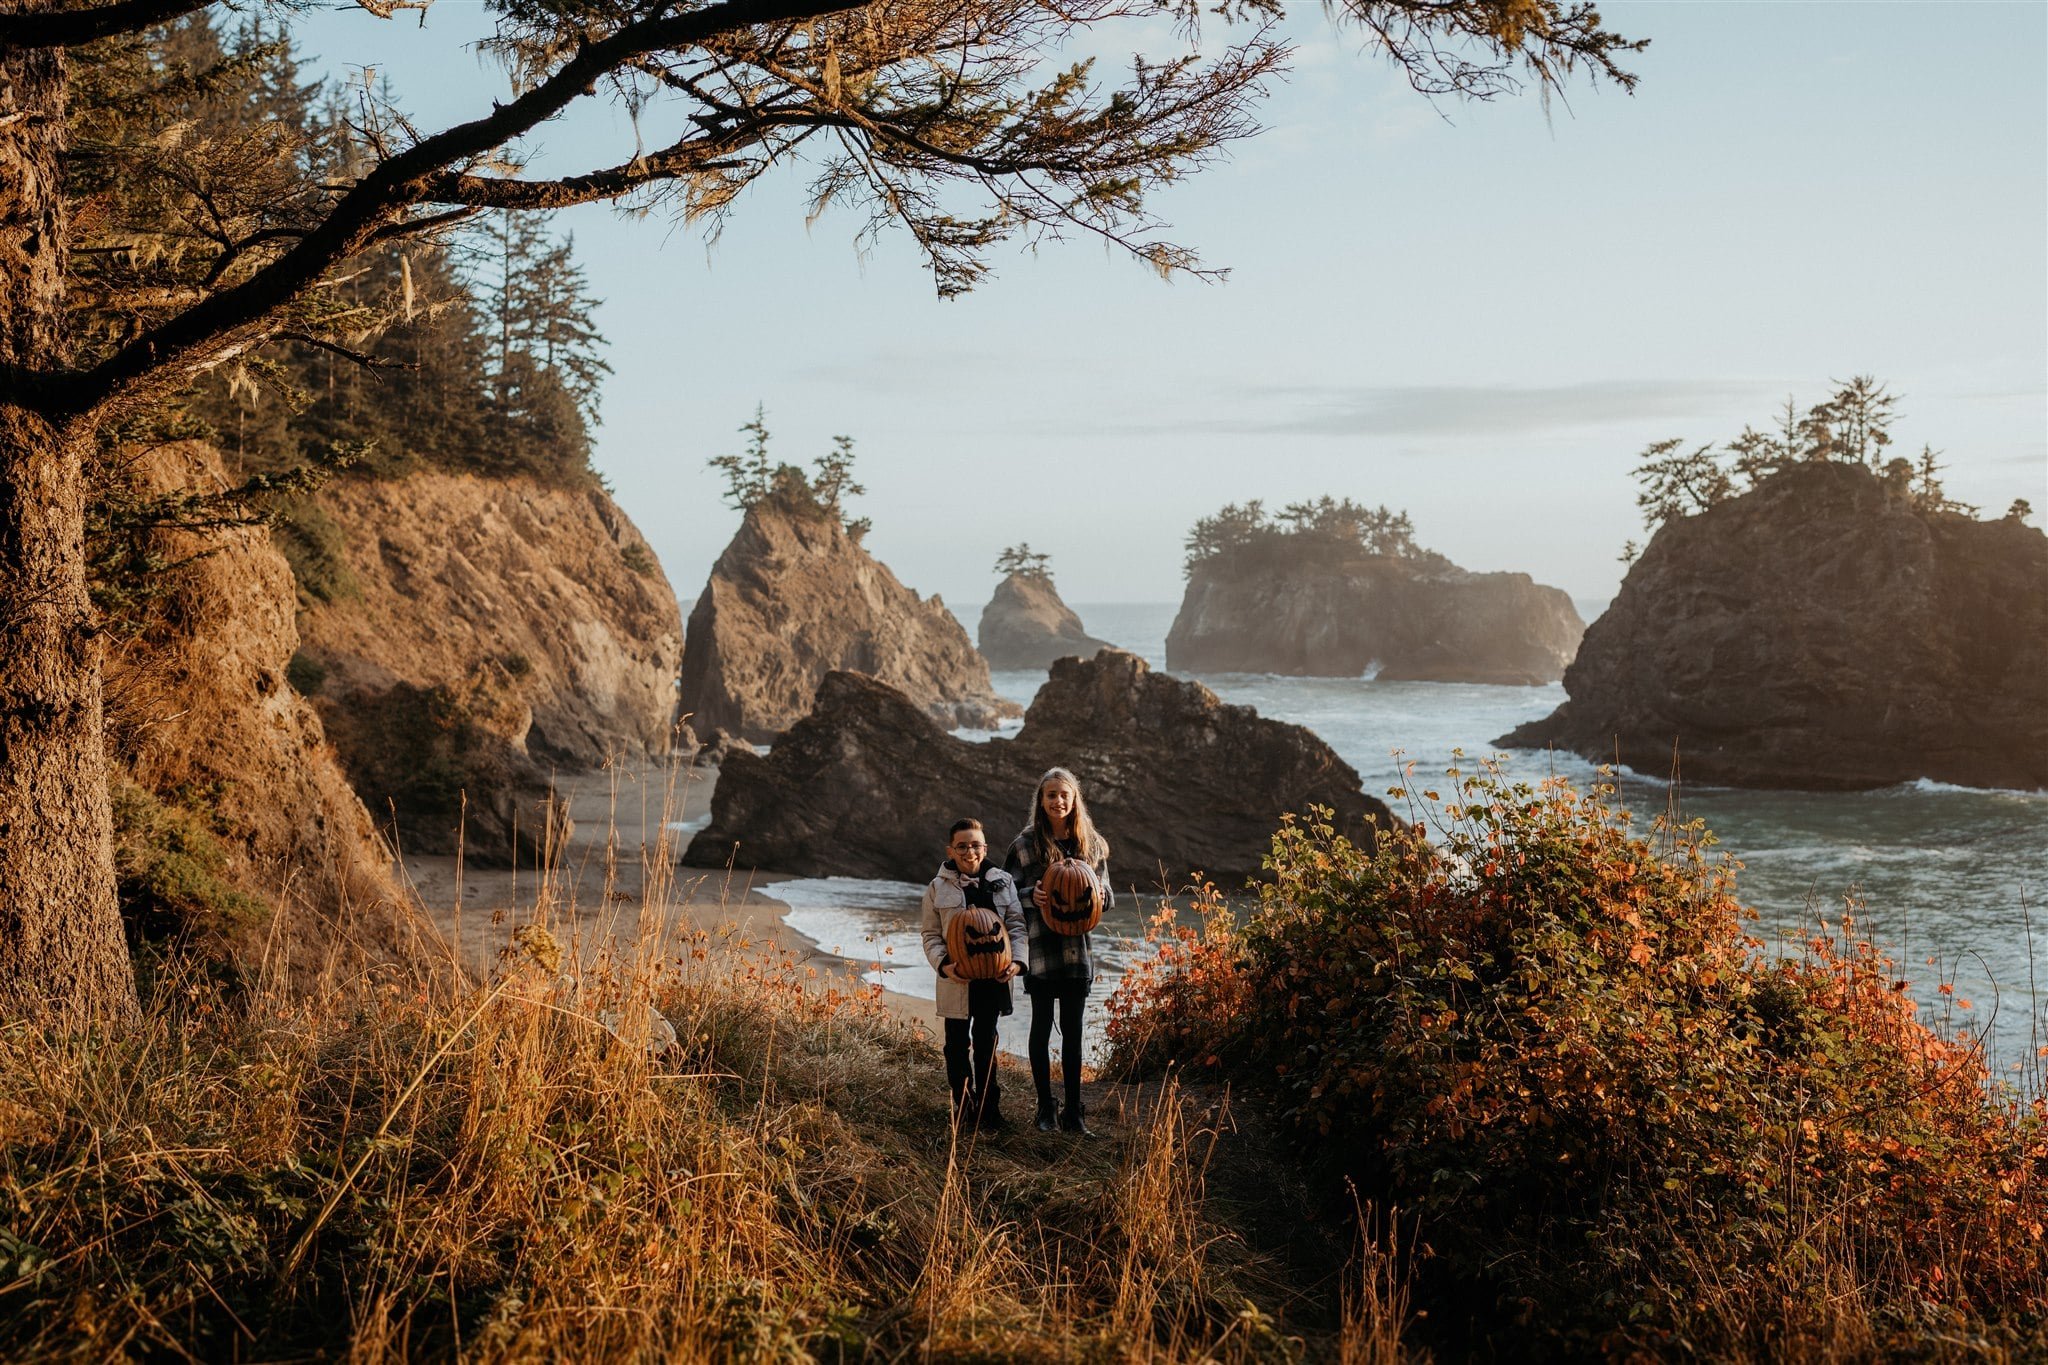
[
  {"xmin": 1059, "ymin": 1102, "xmax": 1094, "ymax": 1138},
  {"xmin": 1034, "ymin": 1098, "xmax": 1058, "ymax": 1132},
  {"xmin": 978, "ymin": 1095, "xmax": 1009, "ymax": 1131}
]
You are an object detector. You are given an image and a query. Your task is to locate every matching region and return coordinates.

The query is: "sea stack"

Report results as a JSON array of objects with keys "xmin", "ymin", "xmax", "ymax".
[
  {"xmin": 684, "ymin": 648, "xmax": 1392, "ymax": 885},
  {"xmin": 1167, "ymin": 551, "xmax": 1583, "ymax": 684},
  {"xmin": 1500, "ymin": 462, "xmax": 2048, "ymax": 790},
  {"xmin": 680, "ymin": 495, "xmax": 1018, "ymax": 743},
  {"xmin": 977, "ymin": 570, "xmax": 1113, "ymax": 670}
]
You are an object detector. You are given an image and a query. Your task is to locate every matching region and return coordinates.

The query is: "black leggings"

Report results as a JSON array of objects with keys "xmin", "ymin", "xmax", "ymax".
[
  {"xmin": 1028, "ymin": 984, "xmax": 1088, "ymax": 1112},
  {"xmin": 943, "ymin": 1010, "xmax": 1000, "ymax": 1109}
]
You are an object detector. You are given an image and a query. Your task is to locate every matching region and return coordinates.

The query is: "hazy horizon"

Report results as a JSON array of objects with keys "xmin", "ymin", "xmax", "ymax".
[{"xmin": 293, "ymin": 0, "xmax": 2048, "ymax": 612}]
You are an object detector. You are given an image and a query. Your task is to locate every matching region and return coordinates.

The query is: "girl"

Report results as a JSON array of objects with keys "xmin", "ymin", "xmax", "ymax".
[
  {"xmin": 918, "ymin": 818, "xmax": 1026, "ymax": 1128},
  {"xmin": 1003, "ymin": 768, "xmax": 1113, "ymax": 1135}
]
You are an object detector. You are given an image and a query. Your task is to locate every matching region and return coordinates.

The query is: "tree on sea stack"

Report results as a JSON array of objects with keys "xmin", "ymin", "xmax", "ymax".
[
  {"xmin": 0, "ymin": 0, "xmax": 1641, "ymax": 1025},
  {"xmin": 1631, "ymin": 375, "xmax": 1973, "ymax": 530},
  {"xmin": 708, "ymin": 407, "xmax": 870, "ymax": 536},
  {"xmin": 994, "ymin": 544, "xmax": 1053, "ymax": 580}
]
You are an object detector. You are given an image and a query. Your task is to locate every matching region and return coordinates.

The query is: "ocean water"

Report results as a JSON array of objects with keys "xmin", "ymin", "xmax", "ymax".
[{"xmin": 769, "ymin": 601, "xmax": 2048, "ymax": 1075}]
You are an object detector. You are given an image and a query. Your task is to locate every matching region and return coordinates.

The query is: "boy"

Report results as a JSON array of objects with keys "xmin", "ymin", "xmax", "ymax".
[{"xmin": 918, "ymin": 818, "xmax": 1026, "ymax": 1129}]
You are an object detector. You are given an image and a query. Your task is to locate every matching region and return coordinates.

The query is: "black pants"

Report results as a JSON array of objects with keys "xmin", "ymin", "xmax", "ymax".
[
  {"xmin": 1027, "ymin": 981, "xmax": 1088, "ymax": 1113},
  {"xmin": 943, "ymin": 1009, "xmax": 1001, "ymax": 1115}
]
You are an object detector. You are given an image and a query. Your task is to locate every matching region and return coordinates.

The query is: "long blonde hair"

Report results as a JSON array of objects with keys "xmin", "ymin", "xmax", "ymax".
[{"xmin": 1025, "ymin": 767, "xmax": 1108, "ymax": 865}]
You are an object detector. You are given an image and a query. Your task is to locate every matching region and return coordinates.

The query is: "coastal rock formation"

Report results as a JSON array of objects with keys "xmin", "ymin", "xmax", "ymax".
[
  {"xmin": 1499, "ymin": 462, "xmax": 2048, "ymax": 790},
  {"xmin": 684, "ymin": 649, "xmax": 1392, "ymax": 886},
  {"xmin": 104, "ymin": 444, "xmax": 407, "ymax": 978},
  {"xmin": 299, "ymin": 472, "xmax": 684, "ymax": 764},
  {"xmin": 293, "ymin": 471, "xmax": 684, "ymax": 860},
  {"xmin": 977, "ymin": 571, "xmax": 1113, "ymax": 670},
  {"xmin": 679, "ymin": 499, "xmax": 1018, "ymax": 743},
  {"xmin": 1167, "ymin": 554, "xmax": 1583, "ymax": 684}
]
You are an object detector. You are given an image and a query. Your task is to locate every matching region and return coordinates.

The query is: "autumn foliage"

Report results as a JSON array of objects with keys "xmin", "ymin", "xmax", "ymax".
[
  {"xmin": 1105, "ymin": 768, "xmax": 2048, "ymax": 1354},
  {"xmin": 0, "ymin": 908, "xmax": 1366, "ymax": 1359}
]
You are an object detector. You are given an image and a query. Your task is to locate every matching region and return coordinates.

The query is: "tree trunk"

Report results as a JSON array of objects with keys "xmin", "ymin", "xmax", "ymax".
[{"xmin": 0, "ymin": 33, "xmax": 140, "ymax": 1027}]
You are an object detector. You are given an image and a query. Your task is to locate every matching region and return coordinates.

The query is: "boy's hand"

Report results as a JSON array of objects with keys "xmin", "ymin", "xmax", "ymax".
[
  {"xmin": 1002, "ymin": 963, "xmax": 1021, "ymax": 980},
  {"xmin": 939, "ymin": 964, "xmax": 957, "ymax": 981}
]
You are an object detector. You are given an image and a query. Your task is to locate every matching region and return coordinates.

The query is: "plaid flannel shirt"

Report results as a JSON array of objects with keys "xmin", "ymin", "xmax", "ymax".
[{"xmin": 1001, "ymin": 832, "xmax": 1113, "ymax": 989}]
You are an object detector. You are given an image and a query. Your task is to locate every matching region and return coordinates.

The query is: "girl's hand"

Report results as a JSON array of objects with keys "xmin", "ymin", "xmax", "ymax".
[
  {"xmin": 1032, "ymin": 884, "xmax": 1050, "ymax": 910},
  {"xmin": 939, "ymin": 963, "xmax": 957, "ymax": 981}
]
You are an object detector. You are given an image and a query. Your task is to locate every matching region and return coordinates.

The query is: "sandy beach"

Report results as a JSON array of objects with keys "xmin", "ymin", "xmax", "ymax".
[{"xmin": 399, "ymin": 760, "xmax": 943, "ymax": 1044}]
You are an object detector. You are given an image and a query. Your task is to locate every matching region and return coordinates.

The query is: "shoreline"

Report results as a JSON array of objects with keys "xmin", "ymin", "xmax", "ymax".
[{"xmin": 400, "ymin": 761, "xmax": 941, "ymax": 1040}]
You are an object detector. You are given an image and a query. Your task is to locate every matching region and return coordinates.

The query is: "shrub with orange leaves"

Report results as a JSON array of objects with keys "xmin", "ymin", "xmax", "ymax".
[{"xmin": 1105, "ymin": 766, "xmax": 2048, "ymax": 1353}]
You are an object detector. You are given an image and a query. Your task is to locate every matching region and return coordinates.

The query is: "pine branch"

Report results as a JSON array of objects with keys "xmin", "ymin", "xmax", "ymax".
[
  {"xmin": 50, "ymin": 0, "xmax": 869, "ymax": 427},
  {"xmin": 275, "ymin": 330, "xmax": 410, "ymax": 371},
  {"xmin": 418, "ymin": 127, "xmax": 797, "ymax": 210},
  {"xmin": 0, "ymin": 0, "xmax": 217, "ymax": 50}
]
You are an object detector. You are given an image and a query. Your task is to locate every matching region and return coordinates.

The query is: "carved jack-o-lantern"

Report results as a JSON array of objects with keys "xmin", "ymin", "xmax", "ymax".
[
  {"xmin": 945, "ymin": 905, "xmax": 1012, "ymax": 981},
  {"xmin": 1040, "ymin": 858, "xmax": 1102, "ymax": 936}
]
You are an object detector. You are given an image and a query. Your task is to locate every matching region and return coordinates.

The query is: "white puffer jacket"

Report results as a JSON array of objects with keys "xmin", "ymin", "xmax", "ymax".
[{"xmin": 918, "ymin": 861, "xmax": 1027, "ymax": 1020}]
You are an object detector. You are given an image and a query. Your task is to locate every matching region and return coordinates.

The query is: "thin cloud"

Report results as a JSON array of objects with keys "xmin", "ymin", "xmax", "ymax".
[{"xmin": 1041, "ymin": 379, "xmax": 1789, "ymax": 438}]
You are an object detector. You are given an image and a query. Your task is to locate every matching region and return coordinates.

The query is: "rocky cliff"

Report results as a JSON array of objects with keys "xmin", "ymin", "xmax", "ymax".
[
  {"xmin": 977, "ymin": 572, "xmax": 1113, "ymax": 670},
  {"xmin": 1166, "ymin": 551, "xmax": 1583, "ymax": 684},
  {"xmin": 102, "ymin": 444, "xmax": 409, "ymax": 980},
  {"xmin": 293, "ymin": 471, "xmax": 684, "ymax": 860},
  {"xmin": 679, "ymin": 499, "xmax": 1018, "ymax": 743},
  {"xmin": 1499, "ymin": 461, "xmax": 2048, "ymax": 790},
  {"xmin": 683, "ymin": 649, "xmax": 1391, "ymax": 886}
]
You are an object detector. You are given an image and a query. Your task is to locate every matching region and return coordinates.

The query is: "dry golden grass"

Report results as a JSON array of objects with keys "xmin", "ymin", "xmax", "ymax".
[{"xmin": 0, "ymin": 783, "xmax": 1388, "ymax": 1362}]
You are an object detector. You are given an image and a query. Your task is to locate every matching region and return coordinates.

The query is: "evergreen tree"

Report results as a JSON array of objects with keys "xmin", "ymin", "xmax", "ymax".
[
  {"xmin": 706, "ymin": 412, "xmax": 869, "ymax": 534},
  {"xmin": 995, "ymin": 544, "xmax": 1054, "ymax": 579},
  {"xmin": 68, "ymin": 21, "xmax": 605, "ymax": 490},
  {"xmin": 492, "ymin": 354, "xmax": 595, "ymax": 483},
  {"xmin": 1910, "ymin": 444, "xmax": 1976, "ymax": 515},
  {"xmin": 528, "ymin": 233, "xmax": 611, "ymax": 421},
  {"xmin": 385, "ymin": 247, "xmax": 498, "ymax": 474},
  {"xmin": 1802, "ymin": 374, "xmax": 1897, "ymax": 468},
  {"xmin": 478, "ymin": 210, "xmax": 549, "ymax": 395},
  {"xmin": 1632, "ymin": 378, "xmax": 1977, "ymax": 530},
  {"xmin": 811, "ymin": 435, "xmax": 864, "ymax": 512},
  {"xmin": 476, "ymin": 213, "xmax": 610, "ymax": 427},
  {"xmin": 1633, "ymin": 439, "xmax": 1735, "ymax": 527},
  {"xmin": 708, "ymin": 406, "xmax": 777, "ymax": 511},
  {"xmin": 1183, "ymin": 496, "xmax": 1438, "ymax": 573},
  {"xmin": 1723, "ymin": 398, "xmax": 1801, "ymax": 485}
]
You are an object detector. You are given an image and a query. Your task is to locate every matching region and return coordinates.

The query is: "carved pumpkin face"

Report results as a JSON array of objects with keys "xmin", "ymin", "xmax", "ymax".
[
  {"xmin": 945, "ymin": 905, "xmax": 1012, "ymax": 981},
  {"xmin": 1041, "ymin": 859, "xmax": 1102, "ymax": 936}
]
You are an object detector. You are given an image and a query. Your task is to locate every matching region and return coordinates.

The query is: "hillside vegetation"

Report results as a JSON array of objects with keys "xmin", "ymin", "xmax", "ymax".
[
  {"xmin": 1106, "ymin": 769, "xmax": 2048, "ymax": 1357},
  {"xmin": 74, "ymin": 16, "xmax": 610, "ymax": 494},
  {"xmin": 0, "ymin": 899, "xmax": 1366, "ymax": 1361}
]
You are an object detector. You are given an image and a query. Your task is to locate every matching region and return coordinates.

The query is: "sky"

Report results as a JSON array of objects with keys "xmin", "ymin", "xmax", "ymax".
[{"xmin": 293, "ymin": 0, "xmax": 2048, "ymax": 614}]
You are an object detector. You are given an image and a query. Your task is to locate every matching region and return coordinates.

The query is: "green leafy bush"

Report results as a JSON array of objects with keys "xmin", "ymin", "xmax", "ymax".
[
  {"xmin": 619, "ymin": 541, "xmax": 658, "ymax": 578},
  {"xmin": 271, "ymin": 495, "xmax": 358, "ymax": 606},
  {"xmin": 110, "ymin": 779, "xmax": 267, "ymax": 944}
]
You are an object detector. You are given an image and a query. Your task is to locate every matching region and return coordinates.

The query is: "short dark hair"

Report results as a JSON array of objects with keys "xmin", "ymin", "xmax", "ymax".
[{"xmin": 949, "ymin": 818, "xmax": 983, "ymax": 839}]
